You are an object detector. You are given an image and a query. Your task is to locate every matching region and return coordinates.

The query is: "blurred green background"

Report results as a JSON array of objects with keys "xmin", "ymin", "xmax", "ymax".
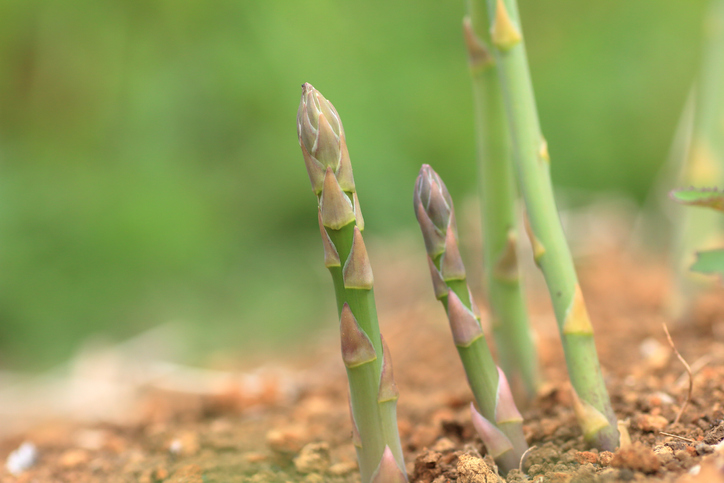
[{"xmin": 0, "ymin": 0, "xmax": 709, "ymax": 369}]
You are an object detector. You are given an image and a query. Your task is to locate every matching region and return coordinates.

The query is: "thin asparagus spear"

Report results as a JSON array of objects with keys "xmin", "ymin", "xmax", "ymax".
[
  {"xmin": 481, "ymin": 0, "xmax": 619, "ymax": 450},
  {"xmin": 672, "ymin": 0, "xmax": 724, "ymax": 313},
  {"xmin": 414, "ymin": 165, "xmax": 527, "ymax": 474},
  {"xmin": 297, "ymin": 83, "xmax": 406, "ymax": 482},
  {"xmin": 464, "ymin": 2, "xmax": 539, "ymax": 402}
]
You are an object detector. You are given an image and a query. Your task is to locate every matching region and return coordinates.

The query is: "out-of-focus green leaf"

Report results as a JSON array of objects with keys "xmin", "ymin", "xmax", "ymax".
[
  {"xmin": 691, "ymin": 248, "xmax": 724, "ymax": 275},
  {"xmin": 670, "ymin": 187, "xmax": 724, "ymax": 212}
]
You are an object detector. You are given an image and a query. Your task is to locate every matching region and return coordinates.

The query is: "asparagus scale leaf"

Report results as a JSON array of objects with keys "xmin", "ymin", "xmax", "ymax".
[
  {"xmin": 414, "ymin": 165, "xmax": 528, "ymax": 474},
  {"xmin": 480, "ymin": 0, "xmax": 619, "ymax": 450},
  {"xmin": 297, "ymin": 83, "xmax": 406, "ymax": 483},
  {"xmin": 671, "ymin": 187, "xmax": 724, "ymax": 276}
]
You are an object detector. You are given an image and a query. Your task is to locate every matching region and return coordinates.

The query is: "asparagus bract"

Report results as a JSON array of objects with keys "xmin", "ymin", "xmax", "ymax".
[
  {"xmin": 297, "ymin": 83, "xmax": 406, "ymax": 482},
  {"xmin": 464, "ymin": 2, "xmax": 539, "ymax": 402},
  {"xmin": 414, "ymin": 165, "xmax": 527, "ymax": 474},
  {"xmin": 481, "ymin": 0, "xmax": 619, "ymax": 450}
]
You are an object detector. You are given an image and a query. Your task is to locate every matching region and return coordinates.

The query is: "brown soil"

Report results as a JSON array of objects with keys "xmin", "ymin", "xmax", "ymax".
[{"xmin": 1, "ymin": 245, "xmax": 723, "ymax": 483}]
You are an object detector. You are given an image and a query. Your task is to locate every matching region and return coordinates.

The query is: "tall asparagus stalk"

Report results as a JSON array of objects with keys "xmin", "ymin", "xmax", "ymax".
[
  {"xmin": 481, "ymin": 0, "xmax": 619, "ymax": 450},
  {"xmin": 464, "ymin": 2, "xmax": 538, "ymax": 402},
  {"xmin": 414, "ymin": 165, "xmax": 527, "ymax": 474},
  {"xmin": 672, "ymin": 0, "xmax": 724, "ymax": 314},
  {"xmin": 297, "ymin": 83, "xmax": 407, "ymax": 483}
]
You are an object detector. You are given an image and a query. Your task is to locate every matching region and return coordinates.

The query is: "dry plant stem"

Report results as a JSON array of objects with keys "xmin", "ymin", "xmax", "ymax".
[
  {"xmin": 297, "ymin": 84, "xmax": 406, "ymax": 483},
  {"xmin": 662, "ymin": 323, "xmax": 693, "ymax": 425},
  {"xmin": 659, "ymin": 432, "xmax": 697, "ymax": 444},
  {"xmin": 414, "ymin": 165, "xmax": 527, "ymax": 475},
  {"xmin": 482, "ymin": 0, "xmax": 619, "ymax": 450},
  {"xmin": 464, "ymin": 2, "xmax": 538, "ymax": 402}
]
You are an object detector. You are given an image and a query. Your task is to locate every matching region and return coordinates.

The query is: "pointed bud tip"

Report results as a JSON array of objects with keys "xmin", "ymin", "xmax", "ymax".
[
  {"xmin": 440, "ymin": 226, "xmax": 466, "ymax": 281},
  {"xmin": 494, "ymin": 367, "xmax": 523, "ymax": 425},
  {"xmin": 340, "ymin": 304, "xmax": 376, "ymax": 367},
  {"xmin": 343, "ymin": 226, "xmax": 374, "ymax": 289},
  {"xmin": 320, "ymin": 167, "xmax": 356, "ymax": 230},
  {"xmin": 371, "ymin": 446, "xmax": 407, "ymax": 483},
  {"xmin": 470, "ymin": 403, "xmax": 514, "ymax": 458},
  {"xmin": 378, "ymin": 335, "xmax": 399, "ymax": 403},
  {"xmin": 491, "ymin": 0, "xmax": 522, "ymax": 51},
  {"xmin": 446, "ymin": 290, "xmax": 483, "ymax": 347},
  {"xmin": 463, "ymin": 17, "xmax": 493, "ymax": 69}
]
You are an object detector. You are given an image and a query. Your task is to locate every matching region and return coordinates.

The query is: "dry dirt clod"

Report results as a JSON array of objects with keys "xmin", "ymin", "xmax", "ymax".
[
  {"xmin": 167, "ymin": 464, "xmax": 203, "ymax": 483},
  {"xmin": 431, "ymin": 437, "xmax": 457, "ymax": 453},
  {"xmin": 574, "ymin": 451, "xmax": 598, "ymax": 465},
  {"xmin": 59, "ymin": 448, "xmax": 89, "ymax": 468},
  {"xmin": 412, "ymin": 450, "xmax": 444, "ymax": 482},
  {"xmin": 293, "ymin": 442, "xmax": 330, "ymax": 474},
  {"xmin": 635, "ymin": 414, "xmax": 669, "ymax": 432},
  {"xmin": 327, "ymin": 460, "xmax": 357, "ymax": 476},
  {"xmin": 266, "ymin": 426, "xmax": 306, "ymax": 454},
  {"xmin": 653, "ymin": 445, "xmax": 674, "ymax": 464},
  {"xmin": 456, "ymin": 454, "xmax": 497, "ymax": 483},
  {"xmin": 611, "ymin": 442, "xmax": 661, "ymax": 474},
  {"xmin": 598, "ymin": 451, "xmax": 614, "ymax": 467}
]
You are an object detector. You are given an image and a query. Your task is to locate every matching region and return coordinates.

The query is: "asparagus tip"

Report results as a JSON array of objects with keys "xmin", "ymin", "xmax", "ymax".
[
  {"xmin": 470, "ymin": 403, "xmax": 514, "ymax": 459},
  {"xmin": 446, "ymin": 290, "xmax": 484, "ymax": 347},
  {"xmin": 340, "ymin": 303, "xmax": 377, "ymax": 368},
  {"xmin": 371, "ymin": 446, "xmax": 408, "ymax": 483},
  {"xmin": 415, "ymin": 200, "xmax": 446, "ymax": 257},
  {"xmin": 490, "ymin": 0, "xmax": 522, "ymax": 51},
  {"xmin": 343, "ymin": 226, "xmax": 374, "ymax": 290}
]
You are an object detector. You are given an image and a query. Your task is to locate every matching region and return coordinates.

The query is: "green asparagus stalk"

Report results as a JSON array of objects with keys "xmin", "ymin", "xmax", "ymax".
[
  {"xmin": 672, "ymin": 0, "xmax": 724, "ymax": 313},
  {"xmin": 481, "ymin": 0, "xmax": 619, "ymax": 450},
  {"xmin": 463, "ymin": 3, "xmax": 538, "ymax": 402},
  {"xmin": 414, "ymin": 165, "xmax": 527, "ymax": 474},
  {"xmin": 297, "ymin": 83, "xmax": 406, "ymax": 483}
]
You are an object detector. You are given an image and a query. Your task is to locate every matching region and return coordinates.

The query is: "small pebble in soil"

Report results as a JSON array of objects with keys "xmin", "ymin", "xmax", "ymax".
[
  {"xmin": 5, "ymin": 441, "xmax": 38, "ymax": 475},
  {"xmin": 695, "ymin": 442, "xmax": 713, "ymax": 455}
]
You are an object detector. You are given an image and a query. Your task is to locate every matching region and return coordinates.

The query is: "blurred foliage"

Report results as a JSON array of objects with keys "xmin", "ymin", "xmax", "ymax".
[{"xmin": 0, "ymin": 0, "xmax": 709, "ymax": 369}]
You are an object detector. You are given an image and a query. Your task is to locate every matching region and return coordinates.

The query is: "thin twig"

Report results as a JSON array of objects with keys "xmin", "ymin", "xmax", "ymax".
[
  {"xmin": 662, "ymin": 323, "xmax": 693, "ymax": 424},
  {"xmin": 659, "ymin": 431, "xmax": 696, "ymax": 443},
  {"xmin": 519, "ymin": 445, "xmax": 537, "ymax": 473}
]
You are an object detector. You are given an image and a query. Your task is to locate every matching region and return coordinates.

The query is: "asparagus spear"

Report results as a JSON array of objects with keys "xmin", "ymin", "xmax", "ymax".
[
  {"xmin": 464, "ymin": 2, "xmax": 538, "ymax": 402},
  {"xmin": 480, "ymin": 0, "xmax": 619, "ymax": 450},
  {"xmin": 672, "ymin": 0, "xmax": 724, "ymax": 313},
  {"xmin": 414, "ymin": 165, "xmax": 527, "ymax": 474},
  {"xmin": 297, "ymin": 83, "xmax": 406, "ymax": 482}
]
